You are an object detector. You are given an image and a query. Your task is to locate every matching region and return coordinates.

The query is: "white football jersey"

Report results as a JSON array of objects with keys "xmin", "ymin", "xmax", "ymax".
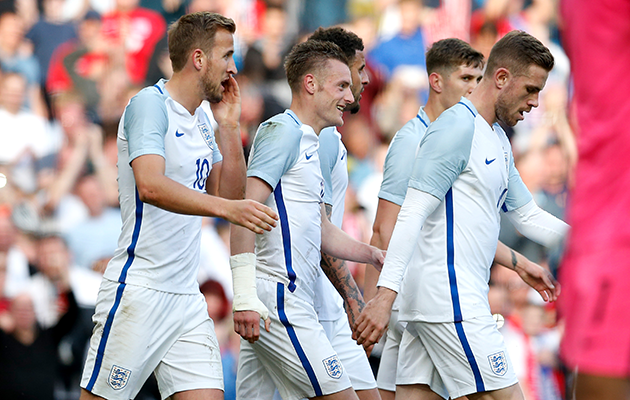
[
  {"xmin": 381, "ymin": 98, "xmax": 532, "ymax": 323},
  {"xmin": 247, "ymin": 110, "xmax": 325, "ymax": 303},
  {"xmin": 103, "ymin": 79, "xmax": 222, "ymax": 294}
]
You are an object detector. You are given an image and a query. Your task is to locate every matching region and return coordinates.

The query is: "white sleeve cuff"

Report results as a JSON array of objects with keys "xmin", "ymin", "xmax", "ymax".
[
  {"xmin": 377, "ymin": 188, "xmax": 441, "ymax": 293},
  {"xmin": 505, "ymin": 200, "xmax": 570, "ymax": 248}
]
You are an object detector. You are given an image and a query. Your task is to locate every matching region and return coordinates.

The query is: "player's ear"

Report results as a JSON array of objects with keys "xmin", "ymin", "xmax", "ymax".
[
  {"xmin": 303, "ymin": 73, "xmax": 317, "ymax": 95},
  {"xmin": 494, "ymin": 68, "xmax": 510, "ymax": 89},
  {"xmin": 192, "ymin": 49, "xmax": 205, "ymax": 71},
  {"xmin": 428, "ymin": 72, "xmax": 442, "ymax": 93}
]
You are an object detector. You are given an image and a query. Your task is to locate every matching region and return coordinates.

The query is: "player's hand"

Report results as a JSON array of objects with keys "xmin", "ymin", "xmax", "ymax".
[
  {"xmin": 352, "ymin": 287, "xmax": 397, "ymax": 349},
  {"xmin": 515, "ymin": 260, "xmax": 560, "ymax": 302},
  {"xmin": 344, "ymin": 296, "xmax": 365, "ymax": 331},
  {"xmin": 369, "ymin": 247, "xmax": 386, "ymax": 272},
  {"xmin": 224, "ymin": 199, "xmax": 277, "ymax": 234},
  {"xmin": 233, "ymin": 310, "xmax": 271, "ymax": 343},
  {"xmin": 211, "ymin": 75, "xmax": 241, "ymax": 129}
]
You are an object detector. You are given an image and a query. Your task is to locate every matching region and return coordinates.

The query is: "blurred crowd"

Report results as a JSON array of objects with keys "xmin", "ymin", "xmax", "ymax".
[{"xmin": 0, "ymin": 0, "xmax": 577, "ymax": 399}]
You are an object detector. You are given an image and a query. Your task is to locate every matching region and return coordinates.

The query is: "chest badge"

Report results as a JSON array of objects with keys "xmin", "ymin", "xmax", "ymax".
[{"xmin": 198, "ymin": 123, "xmax": 214, "ymax": 150}]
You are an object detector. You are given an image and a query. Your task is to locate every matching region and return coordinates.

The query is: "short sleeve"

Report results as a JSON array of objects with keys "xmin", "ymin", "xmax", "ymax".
[
  {"xmin": 124, "ymin": 87, "xmax": 169, "ymax": 163},
  {"xmin": 318, "ymin": 128, "xmax": 340, "ymax": 206},
  {"xmin": 407, "ymin": 108, "xmax": 475, "ymax": 200},
  {"xmin": 247, "ymin": 119, "xmax": 301, "ymax": 189},
  {"xmin": 379, "ymin": 118, "xmax": 426, "ymax": 206}
]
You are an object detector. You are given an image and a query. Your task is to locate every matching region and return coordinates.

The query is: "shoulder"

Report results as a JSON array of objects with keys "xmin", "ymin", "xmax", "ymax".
[
  {"xmin": 126, "ymin": 85, "xmax": 168, "ymax": 115},
  {"xmin": 254, "ymin": 113, "xmax": 304, "ymax": 145},
  {"xmin": 425, "ymin": 101, "xmax": 476, "ymax": 143}
]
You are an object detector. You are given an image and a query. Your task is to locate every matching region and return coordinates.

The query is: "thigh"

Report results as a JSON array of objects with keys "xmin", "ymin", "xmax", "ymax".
[
  {"xmin": 81, "ymin": 281, "xmax": 203, "ymax": 399},
  {"xmin": 412, "ymin": 316, "xmax": 518, "ymax": 399},
  {"xmin": 326, "ymin": 317, "xmax": 376, "ymax": 391},
  {"xmin": 241, "ymin": 280, "xmax": 352, "ymax": 400}
]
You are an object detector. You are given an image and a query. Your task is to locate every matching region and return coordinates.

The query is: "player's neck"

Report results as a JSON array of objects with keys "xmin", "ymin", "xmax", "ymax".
[
  {"xmin": 164, "ymin": 74, "xmax": 202, "ymax": 115},
  {"xmin": 423, "ymin": 94, "xmax": 444, "ymax": 123},
  {"xmin": 289, "ymin": 99, "xmax": 325, "ymax": 135},
  {"xmin": 467, "ymin": 83, "xmax": 497, "ymax": 126}
]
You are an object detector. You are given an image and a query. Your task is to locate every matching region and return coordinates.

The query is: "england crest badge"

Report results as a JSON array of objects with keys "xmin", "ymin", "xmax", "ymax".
[
  {"xmin": 488, "ymin": 351, "xmax": 508, "ymax": 376},
  {"xmin": 198, "ymin": 123, "xmax": 215, "ymax": 150},
  {"xmin": 108, "ymin": 365, "xmax": 132, "ymax": 390},
  {"xmin": 322, "ymin": 355, "xmax": 343, "ymax": 379}
]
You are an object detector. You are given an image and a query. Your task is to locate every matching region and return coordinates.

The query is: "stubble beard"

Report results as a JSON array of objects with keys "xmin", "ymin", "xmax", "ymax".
[{"xmin": 202, "ymin": 74, "xmax": 223, "ymax": 104}]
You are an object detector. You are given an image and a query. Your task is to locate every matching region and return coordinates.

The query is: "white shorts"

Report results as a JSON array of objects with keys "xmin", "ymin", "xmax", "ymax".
[
  {"xmin": 320, "ymin": 316, "xmax": 376, "ymax": 391},
  {"xmin": 80, "ymin": 279, "xmax": 223, "ymax": 400},
  {"xmin": 376, "ymin": 309, "xmax": 405, "ymax": 392},
  {"xmin": 236, "ymin": 280, "xmax": 352, "ymax": 400},
  {"xmin": 397, "ymin": 328, "xmax": 448, "ymax": 399},
  {"xmin": 404, "ymin": 315, "xmax": 518, "ymax": 399}
]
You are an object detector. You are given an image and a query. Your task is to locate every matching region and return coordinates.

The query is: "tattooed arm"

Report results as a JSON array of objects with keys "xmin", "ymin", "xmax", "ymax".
[
  {"xmin": 493, "ymin": 241, "xmax": 560, "ymax": 302},
  {"xmin": 320, "ymin": 203, "xmax": 385, "ymax": 328}
]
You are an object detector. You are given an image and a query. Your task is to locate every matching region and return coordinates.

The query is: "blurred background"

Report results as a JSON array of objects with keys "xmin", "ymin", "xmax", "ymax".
[{"xmin": 0, "ymin": 0, "xmax": 576, "ymax": 399}]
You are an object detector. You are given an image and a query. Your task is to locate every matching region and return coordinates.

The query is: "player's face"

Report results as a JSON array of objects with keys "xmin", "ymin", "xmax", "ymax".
[
  {"xmin": 315, "ymin": 59, "xmax": 354, "ymax": 128},
  {"xmin": 202, "ymin": 29, "xmax": 237, "ymax": 103},
  {"xmin": 442, "ymin": 64, "xmax": 483, "ymax": 108},
  {"xmin": 496, "ymin": 64, "xmax": 548, "ymax": 127},
  {"xmin": 347, "ymin": 50, "xmax": 369, "ymax": 114}
]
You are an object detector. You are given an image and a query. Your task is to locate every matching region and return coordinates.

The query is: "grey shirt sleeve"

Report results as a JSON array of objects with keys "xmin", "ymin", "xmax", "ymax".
[
  {"xmin": 124, "ymin": 87, "xmax": 169, "ymax": 164},
  {"xmin": 407, "ymin": 109, "xmax": 475, "ymax": 200},
  {"xmin": 247, "ymin": 119, "xmax": 302, "ymax": 189},
  {"xmin": 318, "ymin": 128, "xmax": 339, "ymax": 206},
  {"xmin": 379, "ymin": 118, "xmax": 426, "ymax": 206}
]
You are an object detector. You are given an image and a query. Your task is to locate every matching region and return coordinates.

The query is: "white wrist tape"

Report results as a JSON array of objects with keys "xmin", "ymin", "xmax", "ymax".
[{"xmin": 230, "ymin": 253, "xmax": 269, "ymax": 320}]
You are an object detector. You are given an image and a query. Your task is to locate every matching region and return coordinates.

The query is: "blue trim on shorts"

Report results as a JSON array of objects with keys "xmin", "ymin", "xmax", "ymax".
[
  {"xmin": 277, "ymin": 283, "xmax": 322, "ymax": 397},
  {"xmin": 417, "ymin": 114, "xmax": 429, "ymax": 128},
  {"xmin": 454, "ymin": 321, "xmax": 485, "ymax": 393},
  {"xmin": 86, "ymin": 188, "xmax": 144, "ymax": 390},
  {"xmin": 274, "ymin": 181, "xmax": 297, "ymax": 292},
  {"xmin": 445, "ymin": 189, "xmax": 463, "ymax": 323}
]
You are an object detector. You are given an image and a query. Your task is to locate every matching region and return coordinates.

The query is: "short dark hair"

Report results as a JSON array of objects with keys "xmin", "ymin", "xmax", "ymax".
[
  {"xmin": 307, "ymin": 27, "xmax": 364, "ymax": 62},
  {"xmin": 284, "ymin": 40, "xmax": 349, "ymax": 93},
  {"xmin": 168, "ymin": 12, "xmax": 236, "ymax": 73},
  {"xmin": 485, "ymin": 30, "xmax": 554, "ymax": 78},
  {"xmin": 425, "ymin": 38, "xmax": 485, "ymax": 76}
]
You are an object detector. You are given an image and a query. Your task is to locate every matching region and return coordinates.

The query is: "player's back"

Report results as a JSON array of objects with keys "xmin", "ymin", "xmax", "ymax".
[
  {"xmin": 104, "ymin": 80, "xmax": 222, "ymax": 294},
  {"xmin": 247, "ymin": 110, "xmax": 325, "ymax": 303}
]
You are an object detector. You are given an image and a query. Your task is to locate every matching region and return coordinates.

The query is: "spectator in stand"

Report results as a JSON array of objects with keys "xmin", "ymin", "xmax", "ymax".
[
  {"xmin": 0, "ymin": 278, "xmax": 79, "ymax": 400},
  {"xmin": 369, "ymin": 0, "xmax": 427, "ymax": 80},
  {"xmin": 46, "ymin": 10, "xmax": 107, "ymax": 122},
  {"xmin": 64, "ymin": 174, "xmax": 121, "ymax": 272},
  {"xmin": 100, "ymin": 0, "xmax": 167, "ymax": 85},
  {"xmin": 0, "ymin": 210, "xmax": 31, "ymax": 299},
  {"xmin": 0, "ymin": 10, "xmax": 46, "ymax": 116},
  {"xmin": 25, "ymin": 0, "xmax": 77, "ymax": 89}
]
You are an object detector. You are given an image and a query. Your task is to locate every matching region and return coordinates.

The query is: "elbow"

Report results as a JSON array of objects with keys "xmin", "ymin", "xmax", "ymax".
[{"xmin": 136, "ymin": 183, "xmax": 160, "ymax": 205}]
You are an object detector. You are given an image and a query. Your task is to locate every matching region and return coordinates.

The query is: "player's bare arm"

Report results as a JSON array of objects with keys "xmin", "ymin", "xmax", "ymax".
[
  {"xmin": 320, "ymin": 203, "xmax": 385, "ymax": 269},
  {"xmin": 230, "ymin": 176, "xmax": 275, "ymax": 343},
  {"xmin": 320, "ymin": 203, "xmax": 366, "ymax": 329},
  {"xmin": 210, "ymin": 75, "xmax": 247, "ymax": 200},
  {"xmin": 494, "ymin": 241, "xmax": 560, "ymax": 302},
  {"xmin": 132, "ymin": 154, "xmax": 277, "ymax": 234},
  {"xmin": 365, "ymin": 198, "xmax": 401, "ymax": 302}
]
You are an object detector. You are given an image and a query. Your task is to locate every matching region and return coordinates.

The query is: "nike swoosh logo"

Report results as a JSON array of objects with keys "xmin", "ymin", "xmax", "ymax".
[
  {"xmin": 485, "ymin": 158, "xmax": 496, "ymax": 165},
  {"xmin": 175, "ymin": 130, "xmax": 184, "ymax": 137},
  {"xmin": 305, "ymin": 153, "xmax": 314, "ymax": 160}
]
